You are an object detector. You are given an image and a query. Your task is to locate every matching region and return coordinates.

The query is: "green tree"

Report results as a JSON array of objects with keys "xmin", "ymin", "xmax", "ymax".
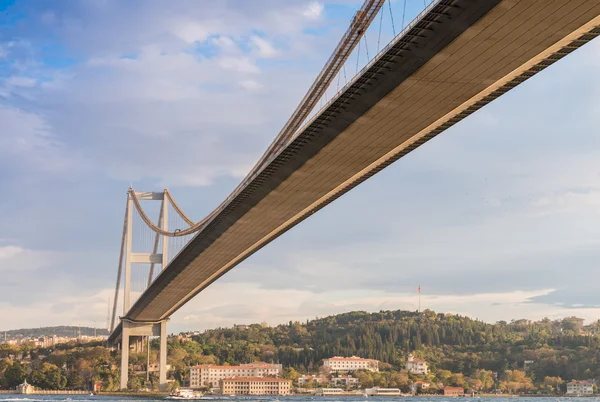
[
  {"xmin": 4, "ymin": 362, "xmax": 27, "ymax": 388},
  {"xmin": 435, "ymin": 369, "xmax": 452, "ymax": 384},
  {"xmin": 127, "ymin": 371, "xmax": 143, "ymax": 390},
  {"xmin": 283, "ymin": 367, "xmax": 300, "ymax": 382},
  {"xmin": 543, "ymin": 376, "xmax": 563, "ymax": 394}
]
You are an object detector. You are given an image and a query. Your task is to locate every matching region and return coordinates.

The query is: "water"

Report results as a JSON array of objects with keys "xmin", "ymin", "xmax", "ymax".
[{"xmin": 0, "ymin": 397, "xmax": 592, "ymax": 402}]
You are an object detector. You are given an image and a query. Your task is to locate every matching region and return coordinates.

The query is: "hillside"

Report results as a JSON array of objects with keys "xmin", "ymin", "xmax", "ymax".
[
  {"xmin": 184, "ymin": 310, "xmax": 599, "ymax": 382},
  {"xmin": 3, "ymin": 326, "xmax": 108, "ymax": 338}
]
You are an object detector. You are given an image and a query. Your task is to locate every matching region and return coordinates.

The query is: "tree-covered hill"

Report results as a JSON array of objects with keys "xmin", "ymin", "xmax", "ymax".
[{"xmin": 185, "ymin": 309, "xmax": 600, "ymax": 382}]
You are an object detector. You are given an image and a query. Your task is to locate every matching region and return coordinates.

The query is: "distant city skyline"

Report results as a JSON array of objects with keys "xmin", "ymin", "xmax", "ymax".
[{"xmin": 2, "ymin": 0, "xmax": 600, "ymax": 332}]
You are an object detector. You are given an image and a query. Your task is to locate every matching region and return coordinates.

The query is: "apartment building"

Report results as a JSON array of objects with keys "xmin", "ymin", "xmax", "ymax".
[
  {"xmin": 567, "ymin": 380, "xmax": 594, "ymax": 395},
  {"xmin": 190, "ymin": 362, "xmax": 283, "ymax": 388},
  {"xmin": 220, "ymin": 377, "xmax": 291, "ymax": 396}
]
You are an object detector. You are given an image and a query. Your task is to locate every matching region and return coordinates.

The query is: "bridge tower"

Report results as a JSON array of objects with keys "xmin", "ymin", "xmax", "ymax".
[{"xmin": 113, "ymin": 190, "xmax": 170, "ymax": 391}]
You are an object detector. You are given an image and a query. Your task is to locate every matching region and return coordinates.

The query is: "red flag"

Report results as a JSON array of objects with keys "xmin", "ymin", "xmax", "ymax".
[{"xmin": 418, "ymin": 285, "xmax": 421, "ymax": 293}]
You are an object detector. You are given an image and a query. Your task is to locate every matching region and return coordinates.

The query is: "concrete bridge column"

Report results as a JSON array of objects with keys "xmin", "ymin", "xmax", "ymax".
[
  {"xmin": 120, "ymin": 322, "xmax": 130, "ymax": 389},
  {"xmin": 119, "ymin": 319, "xmax": 169, "ymax": 390},
  {"xmin": 159, "ymin": 320, "xmax": 168, "ymax": 391}
]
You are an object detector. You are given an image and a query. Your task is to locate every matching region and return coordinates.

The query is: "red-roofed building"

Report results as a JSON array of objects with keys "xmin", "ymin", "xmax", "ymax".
[
  {"xmin": 567, "ymin": 380, "xmax": 594, "ymax": 395},
  {"xmin": 323, "ymin": 356, "xmax": 379, "ymax": 372},
  {"xmin": 220, "ymin": 377, "xmax": 291, "ymax": 396},
  {"xmin": 190, "ymin": 363, "xmax": 282, "ymax": 388},
  {"xmin": 444, "ymin": 386, "xmax": 465, "ymax": 396}
]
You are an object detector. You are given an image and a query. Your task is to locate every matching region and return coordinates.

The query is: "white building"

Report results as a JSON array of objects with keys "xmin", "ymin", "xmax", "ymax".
[
  {"xmin": 323, "ymin": 356, "xmax": 379, "ymax": 372},
  {"xmin": 17, "ymin": 380, "xmax": 34, "ymax": 394},
  {"xmin": 366, "ymin": 387, "xmax": 401, "ymax": 396},
  {"xmin": 567, "ymin": 380, "xmax": 594, "ymax": 395},
  {"xmin": 316, "ymin": 388, "xmax": 344, "ymax": 396},
  {"xmin": 406, "ymin": 354, "xmax": 428, "ymax": 374},
  {"xmin": 220, "ymin": 377, "xmax": 291, "ymax": 396},
  {"xmin": 190, "ymin": 362, "xmax": 283, "ymax": 388}
]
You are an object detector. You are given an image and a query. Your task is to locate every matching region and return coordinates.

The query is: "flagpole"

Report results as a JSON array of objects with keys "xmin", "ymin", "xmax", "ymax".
[{"xmin": 418, "ymin": 285, "xmax": 421, "ymax": 313}]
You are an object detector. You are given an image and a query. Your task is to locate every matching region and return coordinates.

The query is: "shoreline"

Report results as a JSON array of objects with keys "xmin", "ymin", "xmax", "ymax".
[{"xmin": 97, "ymin": 391, "xmax": 168, "ymax": 398}]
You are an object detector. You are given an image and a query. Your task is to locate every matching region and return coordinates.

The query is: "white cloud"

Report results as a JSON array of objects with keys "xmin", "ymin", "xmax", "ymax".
[
  {"xmin": 303, "ymin": 1, "xmax": 324, "ymax": 20},
  {"xmin": 212, "ymin": 35, "xmax": 235, "ymax": 49},
  {"xmin": 218, "ymin": 56, "xmax": 259, "ymax": 73},
  {"xmin": 5, "ymin": 76, "xmax": 37, "ymax": 87},
  {"xmin": 171, "ymin": 21, "xmax": 213, "ymax": 44},
  {"xmin": 0, "ymin": 105, "xmax": 73, "ymax": 172},
  {"xmin": 251, "ymin": 36, "xmax": 278, "ymax": 58},
  {"xmin": 240, "ymin": 79, "xmax": 263, "ymax": 91},
  {"xmin": 0, "ymin": 246, "xmax": 67, "ymax": 272},
  {"xmin": 530, "ymin": 189, "xmax": 600, "ymax": 215},
  {"xmin": 172, "ymin": 282, "xmax": 562, "ymax": 332},
  {"xmin": 0, "ymin": 288, "xmax": 114, "ymax": 330},
  {"xmin": 0, "ymin": 246, "xmax": 24, "ymax": 261}
]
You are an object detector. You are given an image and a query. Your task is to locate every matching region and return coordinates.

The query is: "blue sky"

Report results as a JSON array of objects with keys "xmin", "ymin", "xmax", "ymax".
[{"xmin": 2, "ymin": 0, "xmax": 600, "ymax": 332}]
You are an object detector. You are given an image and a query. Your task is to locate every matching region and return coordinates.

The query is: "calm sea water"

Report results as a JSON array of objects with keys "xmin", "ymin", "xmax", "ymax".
[{"xmin": 0, "ymin": 397, "xmax": 596, "ymax": 402}]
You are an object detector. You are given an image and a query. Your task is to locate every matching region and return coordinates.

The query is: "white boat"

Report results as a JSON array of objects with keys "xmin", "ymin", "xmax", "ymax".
[{"xmin": 166, "ymin": 388, "xmax": 203, "ymax": 400}]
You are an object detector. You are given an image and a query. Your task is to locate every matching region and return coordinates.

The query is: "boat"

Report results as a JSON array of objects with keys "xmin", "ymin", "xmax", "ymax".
[{"xmin": 166, "ymin": 388, "xmax": 203, "ymax": 400}]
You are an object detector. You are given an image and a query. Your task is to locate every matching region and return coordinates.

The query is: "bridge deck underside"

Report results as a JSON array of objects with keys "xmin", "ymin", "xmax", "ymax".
[{"xmin": 110, "ymin": 0, "xmax": 600, "ymax": 342}]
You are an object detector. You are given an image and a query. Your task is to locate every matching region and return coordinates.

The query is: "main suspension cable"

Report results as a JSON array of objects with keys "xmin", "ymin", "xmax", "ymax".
[
  {"xmin": 129, "ymin": 188, "xmax": 210, "ymax": 237},
  {"xmin": 164, "ymin": 190, "xmax": 195, "ymax": 227}
]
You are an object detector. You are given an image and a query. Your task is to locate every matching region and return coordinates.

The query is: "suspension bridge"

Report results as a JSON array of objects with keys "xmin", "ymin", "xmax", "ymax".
[{"xmin": 108, "ymin": 0, "xmax": 600, "ymax": 390}]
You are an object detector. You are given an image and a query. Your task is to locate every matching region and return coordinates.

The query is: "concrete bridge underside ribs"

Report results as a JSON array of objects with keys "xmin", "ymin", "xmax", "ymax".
[{"xmin": 110, "ymin": 0, "xmax": 600, "ymax": 343}]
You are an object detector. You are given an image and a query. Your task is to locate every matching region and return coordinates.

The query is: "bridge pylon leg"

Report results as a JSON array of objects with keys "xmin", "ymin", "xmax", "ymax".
[
  {"xmin": 159, "ymin": 320, "xmax": 168, "ymax": 391},
  {"xmin": 120, "ymin": 322, "xmax": 130, "ymax": 389}
]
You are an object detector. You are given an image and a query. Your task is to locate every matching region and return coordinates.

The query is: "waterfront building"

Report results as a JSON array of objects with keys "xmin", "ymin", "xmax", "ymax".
[
  {"xmin": 322, "ymin": 356, "xmax": 379, "ymax": 372},
  {"xmin": 220, "ymin": 377, "xmax": 291, "ymax": 396},
  {"xmin": 190, "ymin": 362, "xmax": 283, "ymax": 388},
  {"xmin": 406, "ymin": 354, "xmax": 428, "ymax": 374},
  {"xmin": 365, "ymin": 387, "xmax": 401, "ymax": 396},
  {"xmin": 316, "ymin": 388, "xmax": 344, "ymax": 396},
  {"xmin": 443, "ymin": 386, "xmax": 465, "ymax": 396},
  {"xmin": 17, "ymin": 380, "xmax": 34, "ymax": 394},
  {"xmin": 567, "ymin": 380, "xmax": 594, "ymax": 395}
]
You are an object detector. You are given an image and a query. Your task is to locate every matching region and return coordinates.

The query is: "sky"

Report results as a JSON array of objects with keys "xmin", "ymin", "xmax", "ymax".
[{"xmin": 2, "ymin": 0, "xmax": 600, "ymax": 334}]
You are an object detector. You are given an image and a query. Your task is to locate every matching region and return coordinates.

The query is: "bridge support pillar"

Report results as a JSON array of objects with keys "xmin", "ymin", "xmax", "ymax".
[
  {"xmin": 120, "ymin": 322, "xmax": 130, "ymax": 389},
  {"xmin": 119, "ymin": 319, "xmax": 169, "ymax": 391},
  {"xmin": 159, "ymin": 320, "xmax": 168, "ymax": 391}
]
